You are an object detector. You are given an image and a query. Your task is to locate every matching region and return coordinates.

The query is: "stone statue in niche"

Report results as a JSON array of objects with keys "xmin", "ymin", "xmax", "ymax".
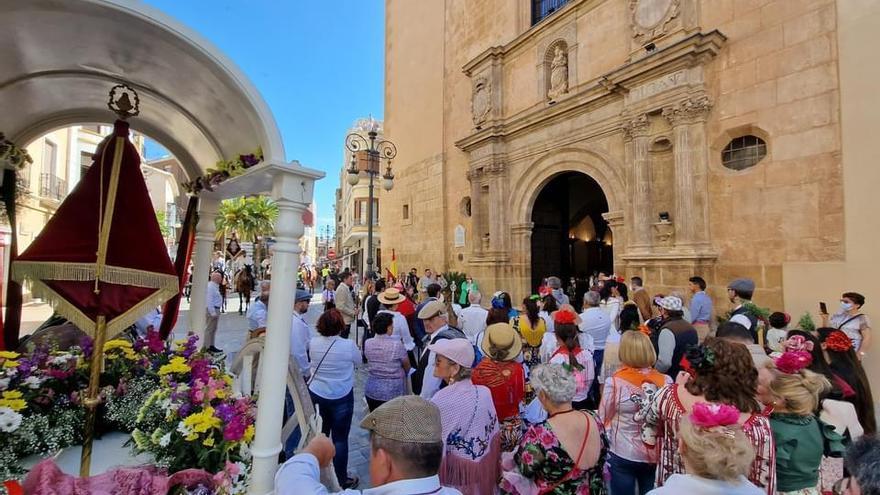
[{"xmin": 547, "ymin": 45, "xmax": 569, "ymax": 101}]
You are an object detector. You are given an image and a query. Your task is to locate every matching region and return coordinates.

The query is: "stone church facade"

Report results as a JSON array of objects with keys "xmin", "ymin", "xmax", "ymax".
[{"xmin": 383, "ymin": 0, "xmax": 844, "ymax": 308}]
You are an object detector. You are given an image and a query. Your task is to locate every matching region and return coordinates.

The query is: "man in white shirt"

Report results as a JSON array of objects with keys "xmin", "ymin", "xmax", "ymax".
[
  {"xmin": 579, "ymin": 290, "xmax": 610, "ymax": 404},
  {"xmin": 205, "ymin": 271, "xmax": 223, "ymax": 352},
  {"xmin": 291, "ymin": 289, "xmax": 313, "ymax": 379},
  {"xmin": 458, "ymin": 291, "xmax": 488, "ymax": 345},
  {"xmin": 276, "ymin": 395, "xmax": 461, "ymax": 494},
  {"xmin": 246, "ymin": 281, "xmax": 270, "ymax": 338},
  {"xmin": 133, "ymin": 307, "xmax": 162, "ymax": 339}
]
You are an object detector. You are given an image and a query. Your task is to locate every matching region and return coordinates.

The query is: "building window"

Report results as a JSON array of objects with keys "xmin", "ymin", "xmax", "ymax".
[
  {"xmin": 353, "ymin": 198, "xmax": 379, "ymax": 225},
  {"xmin": 721, "ymin": 135, "xmax": 767, "ymax": 171},
  {"xmin": 42, "ymin": 141, "xmax": 57, "ymax": 176},
  {"xmin": 403, "ymin": 204, "xmax": 410, "ymax": 220},
  {"xmin": 80, "ymin": 124, "xmax": 102, "ymax": 134},
  {"xmin": 532, "ymin": 0, "xmax": 570, "ymax": 25}
]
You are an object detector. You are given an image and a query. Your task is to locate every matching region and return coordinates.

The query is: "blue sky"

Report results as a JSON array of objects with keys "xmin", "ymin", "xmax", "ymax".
[{"xmin": 142, "ymin": 0, "xmax": 385, "ymax": 233}]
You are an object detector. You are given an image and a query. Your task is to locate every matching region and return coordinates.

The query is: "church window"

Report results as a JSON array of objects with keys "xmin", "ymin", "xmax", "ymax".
[
  {"xmin": 532, "ymin": 0, "xmax": 570, "ymax": 25},
  {"xmin": 721, "ymin": 135, "xmax": 767, "ymax": 171}
]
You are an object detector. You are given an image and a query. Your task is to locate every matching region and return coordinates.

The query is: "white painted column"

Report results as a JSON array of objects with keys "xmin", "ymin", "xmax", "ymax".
[
  {"xmin": 250, "ymin": 172, "xmax": 313, "ymax": 495},
  {"xmin": 189, "ymin": 197, "xmax": 218, "ymax": 341}
]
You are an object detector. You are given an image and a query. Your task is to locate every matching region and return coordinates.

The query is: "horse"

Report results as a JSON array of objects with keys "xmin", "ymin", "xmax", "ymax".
[{"xmin": 235, "ymin": 265, "xmax": 256, "ymax": 315}]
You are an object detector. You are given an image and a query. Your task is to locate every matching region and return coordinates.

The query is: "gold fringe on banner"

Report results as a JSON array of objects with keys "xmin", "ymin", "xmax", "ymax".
[
  {"xmin": 24, "ymin": 277, "xmax": 178, "ymax": 339},
  {"xmin": 12, "ymin": 261, "xmax": 178, "ymax": 291}
]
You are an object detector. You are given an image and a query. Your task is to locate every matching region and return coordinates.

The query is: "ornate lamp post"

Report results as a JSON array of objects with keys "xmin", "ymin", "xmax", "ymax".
[{"xmin": 345, "ymin": 118, "xmax": 395, "ymax": 278}]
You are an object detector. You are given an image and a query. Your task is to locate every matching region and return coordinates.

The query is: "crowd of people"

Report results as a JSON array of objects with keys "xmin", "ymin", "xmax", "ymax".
[{"xmin": 238, "ymin": 266, "xmax": 877, "ymax": 495}]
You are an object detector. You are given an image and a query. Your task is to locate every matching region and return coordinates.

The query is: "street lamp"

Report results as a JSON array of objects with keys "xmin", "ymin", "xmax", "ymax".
[{"xmin": 344, "ymin": 118, "xmax": 396, "ymax": 278}]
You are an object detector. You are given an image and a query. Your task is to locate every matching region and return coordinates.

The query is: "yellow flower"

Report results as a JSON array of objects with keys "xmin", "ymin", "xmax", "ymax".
[
  {"xmin": 222, "ymin": 375, "xmax": 233, "ymax": 387},
  {"xmin": 185, "ymin": 432, "xmax": 198, "ymax": 442},
  {"xmin": 214, "ymin": 388, "xmax": 228, "ymax": 400},
  {"xmin": 0, "ymin": 391, "xmax": 27, "ymax": 412},
  {"xmin": 243, "ymin": 425, "xmax": 255, "ymax": 443},
  {"xmin": 183, "ymin": 406, "xmax": 222, "ymax": 434},
  {"xmin": 0, "ymin": 351, "xmax": 20, "ymax": 359},
  {"xmin": 103, "ymin": 339, "xmax": 133, "ymax": 353},
  {"xmin": 202, "ymin": 436, "xmax": 215, "ymax": 447},
  {"xmin": 3, "ymin": 360, "xmax": 19, "ymax": 368},
  {"xmin": 159, "ymin": 356, "xmax": 191, "ymax": 376},
  {"xmin": 123, "ymin": 348, "xmax": 138, "ymax": 360}
]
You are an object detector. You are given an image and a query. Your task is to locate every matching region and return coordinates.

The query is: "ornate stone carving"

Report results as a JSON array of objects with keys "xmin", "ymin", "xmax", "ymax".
[
  {"xmin": 466, "ymin": 168, "xmax": 483, "ymax": 181},
  {"xmin": 547, "ymin": 45, "xmax": 569, "ymax": 101},
  {"xmin": 483, "ymin": 161, "xmax": 506, "ymax": 177},
  {"xmin": 662, "ymin": 95, "xmax": 712, "ymax": 126},
  {"xmin": 472, "ymin": 77, "xmax": 492, "ymax": 127},
  {"xmin": 621, "ymin": 114, "xmax": 651, "ymax": 141},
  {"xmin": 630, "ymin": 0, "xmax": 680, "ymax": 45}
]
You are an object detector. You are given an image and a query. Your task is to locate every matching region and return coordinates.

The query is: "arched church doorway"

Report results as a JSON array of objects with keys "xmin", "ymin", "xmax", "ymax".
[{"xmin": 530, "ymin": 171, "xmax": 612, "ymax": 297}]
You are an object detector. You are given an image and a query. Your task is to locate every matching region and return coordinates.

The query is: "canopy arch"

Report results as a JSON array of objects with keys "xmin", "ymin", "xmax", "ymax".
[{"xmin": 0, "ymin": 0, "xmax": 285, "ymax": 178}]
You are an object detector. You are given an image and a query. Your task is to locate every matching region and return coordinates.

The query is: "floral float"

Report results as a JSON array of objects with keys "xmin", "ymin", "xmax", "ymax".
[
  {"xmin": 0, "ymin": 332, "xmax": 254, "ymax": 494},
  {"xmin": 181, "ymin": 149, "xmax": 263, "ymax": 195}
]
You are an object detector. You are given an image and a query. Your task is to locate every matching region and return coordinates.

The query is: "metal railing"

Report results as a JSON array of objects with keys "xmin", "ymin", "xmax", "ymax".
[
  {"xmin": 39, "ymin": 173, "xmax": 67, "ymax": 201},
  {"xmin": 532, "ymin": 0, "xmax": 570, "ymax": 25}
]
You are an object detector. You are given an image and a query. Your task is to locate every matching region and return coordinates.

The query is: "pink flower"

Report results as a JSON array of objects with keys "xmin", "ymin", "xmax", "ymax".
[
  {"xmin": 538, "ymin": 429, "xmax": 556, "ymax": 449},
  {"xmin": 690, "ymin": 402, "xmax": 740, "ymax": 428},
  {"xmin": 521, "ymin": 451, "xmax": 535, "ymax": 465},
  {"xmin": 774, "ymin": 351, "xmax": 812, "ymax": 375},
  {"xmin": 224, "ymin": 461, "xmax": 240, "ymax": 477}
]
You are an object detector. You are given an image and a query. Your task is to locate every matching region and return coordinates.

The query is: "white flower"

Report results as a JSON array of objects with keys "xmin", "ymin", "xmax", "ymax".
[
  {"xmin": 49, "ymin": 354, "xmax": 74, "ymax": 365},
  {"xmin": 0, "ymin": 377, "xmax": 9, "ymax": 390},
  {"xmin": 23, "ymin": 375, "xmax": 43, "ymax": 389},
  {"xmin": 0, "ymin": 407, "xmax": 23, "ymax": 432},
  {"xmin": 159, "ymin": 432, "xmax": 171, "ymax": 447},
  {"xmin": 176, "ymin": 422, "xmax": 192, "ymax": 438}
]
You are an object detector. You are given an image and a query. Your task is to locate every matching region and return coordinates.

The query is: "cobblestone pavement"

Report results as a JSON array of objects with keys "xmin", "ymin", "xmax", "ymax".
[{"xmin": 170, "ymin": 288, "xmax": 374, "ymax": 488}]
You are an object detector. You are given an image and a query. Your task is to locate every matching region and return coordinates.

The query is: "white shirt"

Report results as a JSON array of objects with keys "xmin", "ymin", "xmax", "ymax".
[
  {"xmin": 540, "ymin": 330, "xmax": 594, "ymax": 363},
  {"xmin": 275, "ymin": 453, "xmax": 463, "ymax": 495},
  {"xmin": 206, "ymin": 281, "xmax": 222, "ymax": 316},
  {"xmin": 419, "ymin": 329, "xmax": 447, "ymax": 400},
  {"xmin": 246, "ymin": 300, "xmax": 268, "ymax": 330},
  {"xmin": 600, "ymin": 297, "xmax": 623, "ymax": 333},
  {"xmin": 538, "ymin": 310, "xmax": 555, "ymax": 334},
  {"xmin": 290, "ymin": 312, "xmax": 312, "ymax": 376},
  {"xmin": 579, "ymin": 307, "xmax": 611, "ymax": 350},
  {"xmin": 647, "ymin": 474, "xmax": 762, "ymax": 495},
  {"xmin": 134, "ymin": 308, "xmax": 162, "ymax": 338},
  {"xmin": 378, "ymin": 309, "xmax": 415, "ymax": 351},
  {"xmin": 459, "ymin": 305, "xmax": 488, "ymax": 345},
  {"xmin": 307, "ymin": 335, "xmax": 360, "ymax": 400}
]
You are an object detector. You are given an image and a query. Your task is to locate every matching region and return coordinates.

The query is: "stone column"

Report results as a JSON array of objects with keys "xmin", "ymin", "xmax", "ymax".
[
  {"xmin": 467, "ymin": 168, "xmax": 484, "ymax": 257},
  {"xmin": 602, "ymin": 210, "xmax": 625, "ymax": 270},
  {"xmin": 249, "ymin": 172, "xmax": 313, "ymax": 495},
  {"xmin": 622, "ymin": 114, "xmax": 652, "ymax": 253},
  {"xmin": 510, "ymin": 222, "xmax": 534, "ymax": 300},
  {"xmin": 485, "ymin": 162, "xmax": 507, "ymax": 253},
  {"xmin": 663, "ymin": 95, "xmax": 712, "ymax": 250},
  {"xmin": 189, "ymin": 196, "xmax": 218, "ymax": 342}
]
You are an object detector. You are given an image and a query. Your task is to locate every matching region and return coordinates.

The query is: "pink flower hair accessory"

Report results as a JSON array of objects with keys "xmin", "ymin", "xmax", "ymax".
[
  {"xmin": 784, "ymin": 335, "xmax": 814, "ymax": 353},
  {"xmin": 689, "ymin": 402, "xmax": 740, "ymax": 429},
  {"xmin": 774, "ymin": 350, "xmax": 813, "ymax": 374}
]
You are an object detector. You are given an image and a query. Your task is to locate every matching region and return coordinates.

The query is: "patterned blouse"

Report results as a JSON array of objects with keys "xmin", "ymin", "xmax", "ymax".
[
  {"xmin": 431, "ymin": 379, "xmax": 499, "ymax": 461},
  {"xmin": 598, "ymin": 370, "xmax": 672, "ymax": 463},
  {"xmin": 363, "ymin": 334, "xmax": 407, "ymax": 401},
  {"xmin": 653, "ymin": 385, "xmax": 776, "ymax": 495},
  {"xmin": 500, "ymin": 412, "xmax": 606, "ymax": 495}
]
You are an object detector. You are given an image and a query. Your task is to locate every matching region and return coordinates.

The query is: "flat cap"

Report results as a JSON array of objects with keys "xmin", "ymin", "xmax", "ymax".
[
  {"xmin": 417, "ymin": 300, "xmax": 447, "ymax": 320},
  {"xmin": 295, "ymin": 289, "xmax": 312, "ymax": 302},
  {"xmin": 360, "ymin": 395, "xmax": 442, "ymax": 444},
  {"xmin": 727, "ymin": 278, "xmax": 756, "ymax": 293}
]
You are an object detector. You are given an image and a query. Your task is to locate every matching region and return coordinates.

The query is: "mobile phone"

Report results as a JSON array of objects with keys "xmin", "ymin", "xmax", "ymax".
[{"xmin": 819, "ymin": 302, "xmax": 827, "ymax": 314}]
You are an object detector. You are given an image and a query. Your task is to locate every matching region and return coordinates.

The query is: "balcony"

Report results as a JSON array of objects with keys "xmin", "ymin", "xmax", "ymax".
[
  {"xmin": 532, "ymin": 0, "xmax": 570, "ymax": 25},
  {"xmin": 39, "ymin": 173, "xmax": 66, "ymax": 201}
]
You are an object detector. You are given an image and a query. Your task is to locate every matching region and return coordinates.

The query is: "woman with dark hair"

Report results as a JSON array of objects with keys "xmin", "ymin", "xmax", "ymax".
[
  {"xmin": 654, "ymin": 338, "xmax": 776, "ymax": 494},
  {"xmin": 363, "ymin": 312, "xmax": 411, "ymax": 412},
  {"xmin": 821, "ymin": 291, "xmax": 871, "ymax": 358},
  {"xmin": 538, "ymin": 294, "xmax": 558, "ymax": 333},
  {"xmin": 486, "ymin": 307, "xmax": 510, "ymax": 326},
  {"xmin": 307, "ymin": 308, "xmax": 362, "ymax": 488},
  {"xmin": 491, "ymin": 291, "xmax": 517, "ymax": 320},
  {"xmin": 600, "ymin": 280, "xmax": 625, "ymax": 336},
  {"xmin": 785, "ymin": 330, "xmax": 854, "ymax": 400},
  {"xmin": 548, "ymin": 310, "xmax": 594, "ymax": 410},
  {"xmin": 511, "ymin": 297, "xmax": 546, "ymax": 368},
  {"xmin": 817, "ymin": 328, "xmax": 876, "ymax": 435}
]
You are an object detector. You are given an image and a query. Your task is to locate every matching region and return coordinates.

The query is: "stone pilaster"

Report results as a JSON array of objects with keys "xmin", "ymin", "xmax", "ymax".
[
  {"xmin": 622, "ymin": 114, "xmax": 652, "ymax": 253},
  {"xmin": 466, "ymin": 167, "xmax": 485, "ymax": 258},
  {"xmin": 510, "ymin": 222, "xmax": 534, "ymax": 300},
  {"xmin": 663, "ymin": 95, "xmax": 712, "ymax": 250},
  {"xmin": 484, "ymin": 161, "xmax": 508, "ymax": 254}
]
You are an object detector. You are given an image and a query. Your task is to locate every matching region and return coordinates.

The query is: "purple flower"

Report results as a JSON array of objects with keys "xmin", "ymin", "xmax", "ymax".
[
  {"xmin": 146, "ymin": 330, "xmax": 166, "ymax": 354},
  {"xmin": 189, "ymin": 359, "xmax": 211, "ymax": 384},
  {"xmin": 240, "ymin": 154, "xmax": 260, "ymax": 167},
  {"xmin": 81, "ymin": 336, "xmax": 94, "ymax": 359},
  {"xmin": 215, "ymin": 403, "xmax": 235, "ymax": 423},
  {"xmin": 133, "ymin": 339, "xmax": 145, "ymax": 352},
  {"xmin": 223, "ymin": 419, "xmax": 246, "ymax": 442},
  {"xmin": 178, "ymin": 403, "xmax": 192, "ymax": 418}
]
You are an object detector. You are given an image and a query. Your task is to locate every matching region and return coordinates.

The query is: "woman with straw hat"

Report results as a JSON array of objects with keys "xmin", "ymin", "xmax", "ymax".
[{"xmin": 473, "ymin": 322, "xmax": 526, "ymax": 451}]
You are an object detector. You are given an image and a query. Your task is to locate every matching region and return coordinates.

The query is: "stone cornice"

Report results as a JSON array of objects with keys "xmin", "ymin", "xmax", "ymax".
[
  {"xmin": 455, "ymin": 30, "xmax": 726, "ymax": 153},
  {"xmin": 662, "ymin": 94, "xmax": 712, "ymax": 126}
]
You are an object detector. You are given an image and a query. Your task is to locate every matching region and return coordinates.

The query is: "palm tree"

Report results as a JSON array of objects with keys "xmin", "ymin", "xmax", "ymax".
[{"xmin": 215, "ymin": 196, "xmax": 278, "ymax": 248}]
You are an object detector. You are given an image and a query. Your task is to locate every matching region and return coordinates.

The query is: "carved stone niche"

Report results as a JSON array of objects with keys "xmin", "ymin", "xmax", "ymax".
[
  {"xmin": 545, "ymin": 40, "xmax": 570, "ymax": 103},
  {"xmin": 534, "ymin": 22, "xmax": 578, "ymax": 104},
  {"xmin": 629, "ymin": 0, "xmax": 699, "ymax": 52}
]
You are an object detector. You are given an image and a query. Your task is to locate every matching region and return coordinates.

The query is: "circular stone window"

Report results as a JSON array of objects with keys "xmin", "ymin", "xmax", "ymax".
[
  {"xmin": 721, "ymin": 135, "xmax": 767, "ymax": 171},
  {"xmin": 459, "ymin": 196, "xmax": 472, "ymax": 217}
]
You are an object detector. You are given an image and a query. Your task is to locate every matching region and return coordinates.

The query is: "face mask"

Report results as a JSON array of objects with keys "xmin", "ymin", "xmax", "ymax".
[{"xmin": 841, "ymin": 302, "xmax": 854, "ymax": 311}]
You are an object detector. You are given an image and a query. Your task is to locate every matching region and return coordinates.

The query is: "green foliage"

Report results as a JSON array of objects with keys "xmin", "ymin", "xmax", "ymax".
[
  {"xmin": 798, "ymin": 312, "xmax": 816, "ymax": 332},
  {"xmin": 215, "ymin": 196, "xmax": 278, "ymax": 242},
  {"xmin": 441, "ymin": 271, "xmax": 468, "ymax": 300}
]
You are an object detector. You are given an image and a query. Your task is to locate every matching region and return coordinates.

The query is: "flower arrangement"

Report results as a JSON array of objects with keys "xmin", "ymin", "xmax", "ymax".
[
  {"xmin": 181, "ymin": 149, "xmax": 264, "ymax": 195},
  {"xmin": 824, "ymin": 330, "xmax": 853, "ymax": 353},
  {"xmin": 774, "ymin": 350, "xmax": 812, "ymax": 374},
  {"xmin": 0, "ymin": 134, "xmax": 34, "ymax": 170},
  {"xmin": 690, "ymin": 402, "xmax": 740, "ymax": 429},
  {"xmin": 130, "ymin": 335, "xmax": 255, "ymax": 481}
]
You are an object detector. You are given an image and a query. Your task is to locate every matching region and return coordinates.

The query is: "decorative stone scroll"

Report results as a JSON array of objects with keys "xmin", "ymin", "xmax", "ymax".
[
  {"xmin": 621, "ymin": 114, "xmax": 651, "ymax": 141},
  {"xmin": 662, "ymin": 95, "xmax": 712, "ymax": 126}
]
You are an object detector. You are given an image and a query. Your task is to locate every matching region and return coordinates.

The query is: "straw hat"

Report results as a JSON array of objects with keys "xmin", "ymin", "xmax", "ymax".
[
  {"xmin": 480, "ymin": 323, "xmax": 522, "ymax": 362},
  {"xmin": 378, "ymin": 288, "xmax": 406, "ymax": 305}
]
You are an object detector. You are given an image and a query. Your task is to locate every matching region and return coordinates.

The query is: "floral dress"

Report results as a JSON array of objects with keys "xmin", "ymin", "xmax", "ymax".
[{"xmin": 500, "ymin": 412, "xmax": 608, "ymax": 495}]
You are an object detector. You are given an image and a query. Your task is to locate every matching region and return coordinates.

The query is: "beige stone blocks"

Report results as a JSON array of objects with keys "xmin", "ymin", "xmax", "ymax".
[
  {"xmin": 782, "ymin": 4, "xmax": 836, "ymax": 47},
  {"xmin": 772, "ymin": 125, "xmax": 838, "ymax": 161},
  {"xmin": 776, "ymin": 64, "xmax": 837, "ymax": 104}
]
